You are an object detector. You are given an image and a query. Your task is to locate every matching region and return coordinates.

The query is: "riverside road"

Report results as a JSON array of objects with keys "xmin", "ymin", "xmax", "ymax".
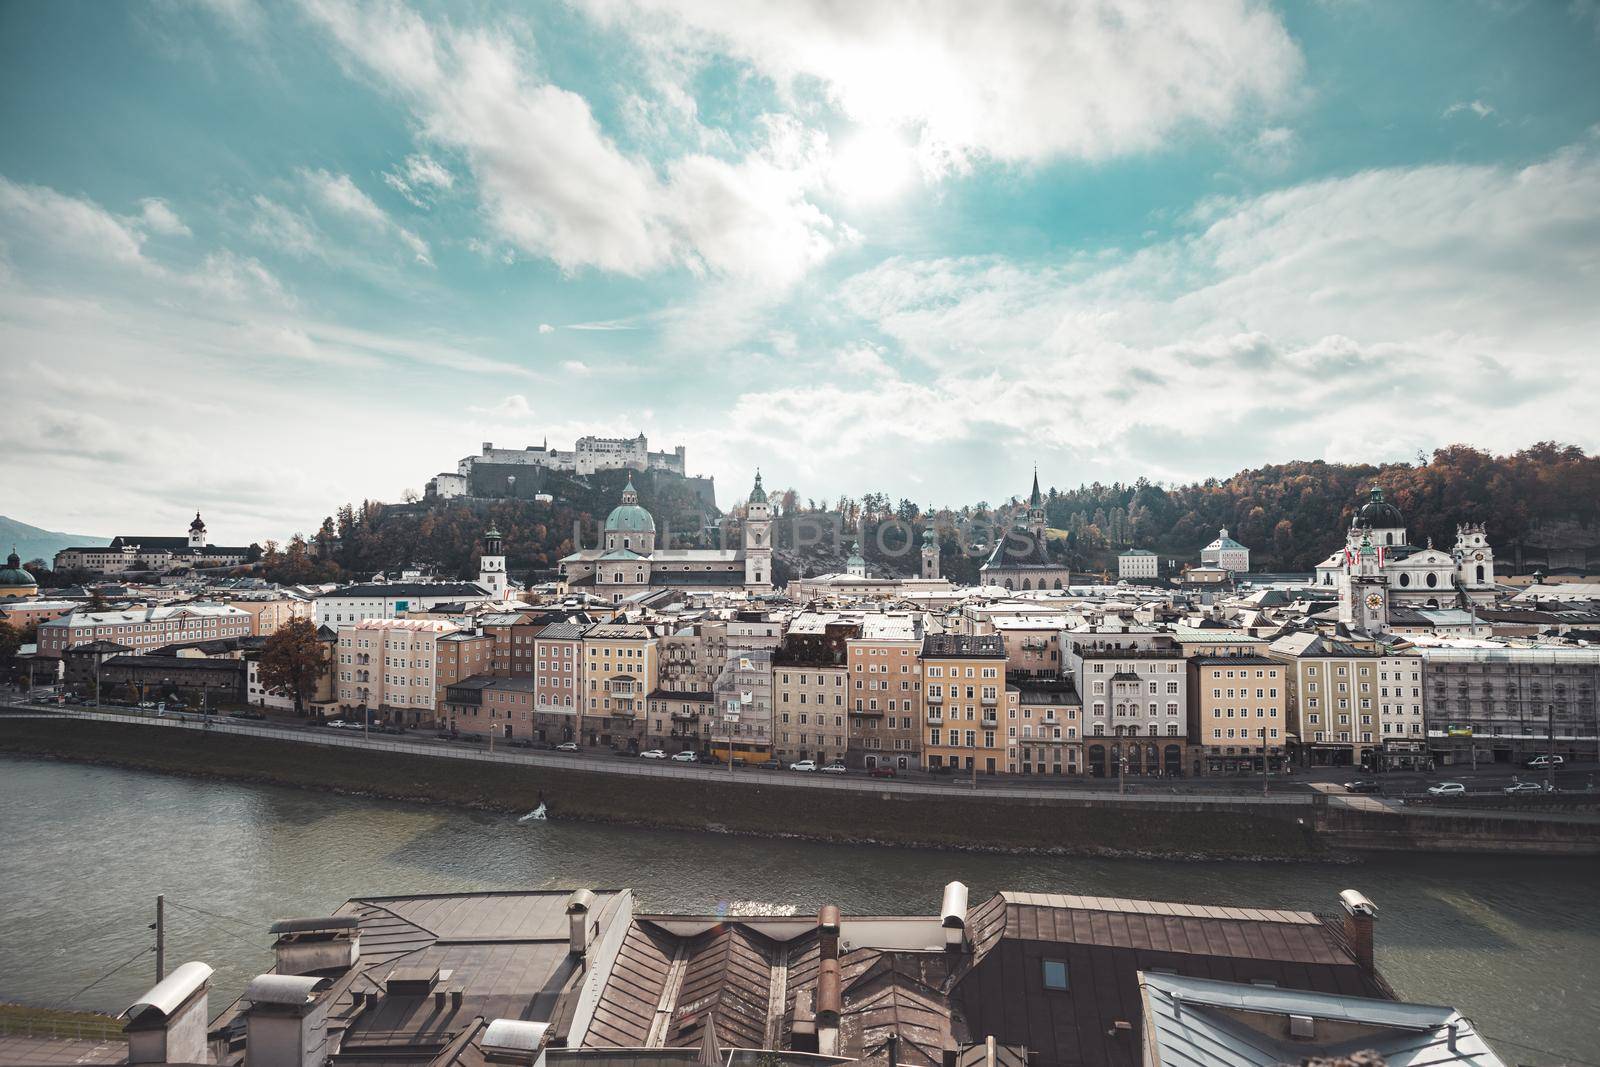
[{"xmin": 6, "ymin": 699, "xmax": 1599, "ymax": 813}]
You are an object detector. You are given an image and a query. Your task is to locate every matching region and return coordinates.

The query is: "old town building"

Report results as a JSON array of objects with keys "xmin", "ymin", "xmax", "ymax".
[
  {"xmin": 1268, "ymin": 632, "xmax": 1380, "ymax": 767},
  {"xmin": 921, "ymin": 633, "xmax": 1006, "ymax": 774},
  {"xmin": 847, "ymin": 614, "xmax": 925, "ymax": 772},
  {"xmin": 1419, "ymin": 645, "xmax": 1600, "ymax": 765},
  {"xmin": 774, "ymin": 619, "xmax": 855, "ymax": 766},
  {"xmin": 334, "ymin": 618, "xmax": 462, "ymax": 727},
  {"xmin": 1009, "ymin": 674, "xmax": 1082, "ymax": 775},
  {"xmin": 645, "ymin": 689, "xmax": 715, "ymax": 753},
  {"xmin": 533, "ymin": 621, "xmax": 586, "ymax": 714},
  {"xmin": 37, "ymin": 603, "xmax": 253, "ymax": 657},
  {"xmin": 1064, "ymin": 630, "xmax": 1187, "ymax": 778},
  {"xmin": 53, "ymin": 513, "xmax": 261, "ymax": 575},
  {"xmin": 580, "ymin": 622, "xmax": 656, "ymax": 750},
  {"xmin": 979, "ymin": 472, "xmax": 1070, "ymax": 592},
  {"xmin": 1187, "ymin": 656, "xmax": 1287, "ymax": 774}
]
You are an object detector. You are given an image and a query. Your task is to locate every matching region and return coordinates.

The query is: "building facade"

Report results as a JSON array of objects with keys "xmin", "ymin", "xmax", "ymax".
[
  {"xmin": 1200, "ymin": 528, "xmax": 1250, "ymax": 573},
  {"xmin": 580, "ymin": 623, "xmax": 657, "ymax": 750},
  {"xmin": 1420, "ymin": 646, "xmax": 1600, "ymax": 765},
  {"xmin": 846, "ymin": 614, "xmax": 925, "ymax": 771},
  {"xmin": 1187, "ymin": 656, "xmax": 1287, "ymax": 774},
  {"xmin": 1009, "ymin": 674, "xmax": 1082, "ymax": 775},
  {"xmin": 1268, "ymin": 632, "xmax": 1381, "ymax": 767},
  {"xmin": 1118, "ymin": 549, "xmax": 1158, "ymax": 580},
  {"xmin": 921, "ymin": 633, "xmax": 1007, "ymax": 774},
  {"xmin": 54, "ymin": 513, "xmax": 261, "ymax": 575},
  {"xmin": 37, "ymin": 603, "xmax": 254, "ymax": 657},
  {"xmin": 334, "ymin": 618, "xmax": 462, "ymax": 726},
  {"xmin": 314, "ymin": 582, "xmax": 496, "ymax": 628},
  {"xmin": 979, "ymin": 473, "xmax": 1070, "ymax": 592}
]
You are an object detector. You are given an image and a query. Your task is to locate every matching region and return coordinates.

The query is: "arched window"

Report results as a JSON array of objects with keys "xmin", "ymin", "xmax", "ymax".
[
  {"xmin": 1004, "ymin": 579, "xmax": 1013, "ymax": 590},
  {"xmin": 1385, "ymin": 532, "xmax": 1395, "ymax": 545},
  {"xmin": 1425, "ymin": 572, "xmax": 1438, "ymax": 588},
  {"xmin": 1054, "ymin": 579, "xmax": 1063, "ymax": 590},
  {"xmin": 614, "ymin": 573, "xmax": 623, "ymax": 584},
  {"xmin": 1476, "ymin": 564, "xmax": 1485, "ymax": 582},
  {"xmin": 1021, "ymin": 578, "xmax": 1032, "ymax": 590}
]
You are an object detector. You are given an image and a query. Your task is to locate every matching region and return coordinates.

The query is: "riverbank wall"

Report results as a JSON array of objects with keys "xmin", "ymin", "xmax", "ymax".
[
  {"xmin": 5, "ymin": 717, "xmax": 1597, "ymax": 858},
  {"xmin": 0, "ymin": 717, "xmax": 1321, "ymax": 859}
]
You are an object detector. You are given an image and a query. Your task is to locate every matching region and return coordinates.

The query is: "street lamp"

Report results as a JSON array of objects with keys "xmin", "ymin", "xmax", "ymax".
[{"xmin": 1546, "ymin": 701, "xmax": 1556, "ymax": 792}]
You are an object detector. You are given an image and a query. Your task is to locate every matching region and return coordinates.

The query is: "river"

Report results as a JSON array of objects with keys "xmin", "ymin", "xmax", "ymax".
[{"xmin": 1, "ymin": 756, "xmax": 1595, "ymax": 1064}]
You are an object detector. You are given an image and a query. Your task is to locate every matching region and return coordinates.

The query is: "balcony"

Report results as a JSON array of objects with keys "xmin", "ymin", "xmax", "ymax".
[
  {"xmin": 981, "ymin": 714, "xmax": 998, "ymax": 728},
  {"xmin": 981, "ymin": 692, "xmax": 998, "ymax": 706},
  {"xmin": 926, "ymin": 690, "xmax": 944, "ymax": 704},
  {"xmin": 671, "ymin": 710, "xmax": 701, "ymax": 722},
  {"xmin": 925, "ymin": 710, "xmax": 944, "ymax": 724}
]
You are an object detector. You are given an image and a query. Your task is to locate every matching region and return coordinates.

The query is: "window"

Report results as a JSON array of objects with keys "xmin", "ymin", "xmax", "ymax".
[{"xmin": 1042, "ymin": 959, "xmax": 1069, "ymax": 991}]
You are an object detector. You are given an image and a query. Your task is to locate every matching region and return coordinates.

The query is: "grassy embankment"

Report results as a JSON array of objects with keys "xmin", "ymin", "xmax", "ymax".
[{"xmin": 0, "ymin": 717, "xmax": 1322, "ymax": 859}]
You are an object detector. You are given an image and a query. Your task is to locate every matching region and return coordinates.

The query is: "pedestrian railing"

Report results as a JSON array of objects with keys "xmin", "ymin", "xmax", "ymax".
[{"xmin": 0, "ymin": 1014, "xmax": 124, "ymax": 1043}]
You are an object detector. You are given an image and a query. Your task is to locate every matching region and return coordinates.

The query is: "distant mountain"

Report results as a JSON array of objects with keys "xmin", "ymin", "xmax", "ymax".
[{"xmin": 0, "ymin": 516, "xmax": 109, "ymax": 565}]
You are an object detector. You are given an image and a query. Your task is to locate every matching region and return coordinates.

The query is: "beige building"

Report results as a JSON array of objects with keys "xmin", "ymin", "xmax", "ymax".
[
  {"xmin": 774, "ymin": 620, "xmax": 854, "ymax": 766},
  {"xmin": 845, "ymin": 614, "xmax": 925, "ymax": 772},
  {"xmin": 921, "ymin": 633, "xmax": 1007, "ymax": 774},
  {"xmin": 1268, "ymin": 632, "xmax": 1382, "ymax": 767},
  {"xmin": 37, "ymin": 603, "xmax": 253, "ymax": 657},
  {"xmin": 1187, "ymin": 656, "xmax": 1287, "ymax": 775},
  {"xmin": 334, "ymin": 618, "xmax": 462, "ymax": 727},
  {"xmin": 581, "ymin": 622, "xmax": 657, "ymax": 750},
  {"xmin": 533, "ymin": 621, "xmax": 585, "ymax": 714},
  {"xmin": 223, "ymin": 594, "xmax": 312, "ymax": 637},
  {"xmin": 1009, "ymin": 675, "xmax": 1082, "ymax": 775}
]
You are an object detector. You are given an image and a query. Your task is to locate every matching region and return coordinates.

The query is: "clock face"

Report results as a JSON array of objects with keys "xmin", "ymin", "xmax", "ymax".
[
  {"xmin": 1473, "ymin": 552, "xmax": 1485, "ymax": 561},
  {"xmin": 1366, "ymin": 592, "xmax": 1384, "ymax": 609}
]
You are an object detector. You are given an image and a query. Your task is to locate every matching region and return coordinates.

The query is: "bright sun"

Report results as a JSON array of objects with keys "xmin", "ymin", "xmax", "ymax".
[{"xmin": 829, "ymin": 130, "xmax": 916, "ymax": 204}]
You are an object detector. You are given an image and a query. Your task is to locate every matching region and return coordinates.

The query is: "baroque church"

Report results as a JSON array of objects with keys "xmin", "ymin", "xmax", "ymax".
[
  {"xmin": 558, "ymin": 473, "xmax": 774, "ymax": 601},
  {"xmin": 1315, "ymin": 486, "xmax": 1498, "ymax": 630},
  {"xmin": 980, "ymin": 471, "xmax": 1071, "ymax": 592}
]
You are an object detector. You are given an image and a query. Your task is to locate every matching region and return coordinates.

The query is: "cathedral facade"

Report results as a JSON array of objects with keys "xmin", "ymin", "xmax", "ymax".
[
  {"xmin": 558, "ymin": 473, "xmax": 774, "ymax": 601},
  {"xmin": 979, "ymin": 471, "xmax": 1071, "ymax": 592},
  {"xmin": 1316, "ymin": 487, "xmax": 1498, "ymax": 626}
]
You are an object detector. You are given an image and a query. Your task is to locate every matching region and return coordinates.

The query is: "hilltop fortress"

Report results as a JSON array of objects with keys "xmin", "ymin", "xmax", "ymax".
[{"xmin": 426, "ymin": 434, "xmax": 691, "ymax": 501}]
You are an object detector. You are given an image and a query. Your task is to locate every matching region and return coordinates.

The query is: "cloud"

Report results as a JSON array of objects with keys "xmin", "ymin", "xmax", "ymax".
[
  {"xmin": 0, "ymin": 177, "xmax": 151, "ymax": 268},
  {"xmin": 303, "ymin": 0, "xmax": 846, "ymax": 283},
  {"xmin": 537, "ymin": 322, "xmax": 556, "ymax": 334},
  {"xmin": 247, "ymin": 195, "xmax": 323, "ymax": 258},
  {"xmin": 191, "ymin": 250, "xmax": 296, "ymax": 306},
  {"xmin": 383, "ymin": 152, "xmax": 455, "ymax": 207},
  {"xmin": 138, "ymin": 197, "xmax": 191, "ymax": 236},
  {"xmin": 561, "ymin": 359, "xmax": 592, "ymax": 375},
  {"xmin": 300, "ymin": 167, "xmax": 432, "ymax": 264},
  {"xmin": 705, "ymin": 142, "xmax": 1600, "ymax": 488},
  {"xmin": 470, "ymin": 394, "xmax": 533, "ymax": 417},
  {"xmin": 1443, "ymin": 99, "xmax": 1495, "ymax": 119},
  {"xmin": 584, "ymin": 0, "xmax": 1303, "ymax": 175}
]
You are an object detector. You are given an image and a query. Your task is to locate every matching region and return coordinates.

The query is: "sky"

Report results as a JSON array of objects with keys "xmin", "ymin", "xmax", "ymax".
[{"xmin": 3, "ymin": 0, "xmax": 1599, "ymax": 545}]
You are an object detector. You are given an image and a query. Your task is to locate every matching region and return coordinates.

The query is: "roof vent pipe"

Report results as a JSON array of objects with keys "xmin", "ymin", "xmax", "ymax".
[
  {"xmin": 818, "ymin": 905, "xmax": 841, "ymax": 962},
  {"xmin": 941, "ymin": 881, "xmax": 969, "ymax": 950},
  {"xmin": 567, "ymin": 889, "xmax": 597, "ymax": 958}
]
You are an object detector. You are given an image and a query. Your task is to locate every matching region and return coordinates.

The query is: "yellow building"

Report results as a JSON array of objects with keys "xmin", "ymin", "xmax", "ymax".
[
  {"xmin": 1268, "ymin": 632, "xmax": 1381, "ymax": 767},
  {"xmin": 581, "ymin": 622, "xmax": 658, "ymax": 750},
  {"xmin": 921, "ymin": 634, "xmax": 1008, "ymax": 775},
  {"xmin": 1187, "ymin": 656, "xmax": 1287, "ymax": 774}
]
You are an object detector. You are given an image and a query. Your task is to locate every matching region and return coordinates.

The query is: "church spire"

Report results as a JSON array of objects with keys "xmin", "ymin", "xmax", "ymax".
[{"xmin": 1029, "ymin": 466, "xmax": 1042, "ymax": 508}]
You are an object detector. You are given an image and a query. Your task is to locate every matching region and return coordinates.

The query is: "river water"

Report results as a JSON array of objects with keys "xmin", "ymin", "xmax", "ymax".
[{"xmin": 1, "ymin": 756, "xmax": 1595, "ymax": 1064}]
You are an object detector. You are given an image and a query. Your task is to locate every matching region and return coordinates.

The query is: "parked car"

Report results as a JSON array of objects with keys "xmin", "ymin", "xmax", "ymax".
[
  {"xmin": 756, "ymin": 758, "xmax": 782, "ymax": 770},
  {"xmin": 640, "ymin": 749, "xmax": 668, "ymax": 760},
  {"xmin": 137, "ymin": 701, "xmax": 157, "ymax": 709},
  {"xmin": 1504, "ymin": 780, "xmax": 1549, "ymax": 795},
  {"xmin": 435, "ymin": 730, "xmax": 454, "ymax": 739},
  {"xmin": 789, "ymin": 760, "xmax": 818, "ymax": 772},
  {"xmin": 1427, "ymin": 782, "xmax": 1467, "ymax": 797},
  {"xmin": 1525, "ymin": 754, "xmax": 1565, "ymax": 768},
  {"xmin": 670, "ymin": 751, "xmax": 699, "ymax": 763},
  {"xmin": 229, "ymin": 710, "xmax": 266, "ymax": 720},
  {"xmin": 554, "ymin": 741, "xmax": 581, "ymax": 753},
  {"xmin": 1343, "ymin": 780, "xmax": 1381, "ymax": 794},
  {"xmin": 820, "ymin": 762, "xmax": 848, "ymax": 774},
  {"xmin": 868, "ymin": 765, "xmax": 898, "ymax": 779},
  {"xmin": 508, "ymin": 738, "xmax": 533, "ymax": 748}
]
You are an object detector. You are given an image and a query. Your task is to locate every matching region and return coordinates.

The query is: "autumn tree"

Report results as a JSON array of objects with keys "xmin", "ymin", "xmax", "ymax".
[{"xmin": 258, "ymin": 618, "xmax": 327, "ymax": 716}]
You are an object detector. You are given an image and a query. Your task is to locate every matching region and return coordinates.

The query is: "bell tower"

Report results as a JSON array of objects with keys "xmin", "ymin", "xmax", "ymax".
[
  {"xmin": 479, "ymin": 524, "xmax": 508, "ymax": 600},
  {"xmin": 743, "ymin": 471, "xmax": 773, "ymax": 595},
  {"xmin": 920, "ymin": 528, "xmax": 940, "ymax": 580},
  {"xmin": 188, "ymin": 512, "xmax": 206, "ymax": 549}
]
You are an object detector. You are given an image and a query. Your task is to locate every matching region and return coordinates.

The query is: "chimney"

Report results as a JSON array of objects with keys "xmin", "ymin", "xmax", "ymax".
[
  {"xmin": 482, "ymin": 1019, "xmax": 550, "ymax": 1066},
  {"xmin": 816, "ymin": 957, "xmax": 842, "ymax": 1057},
  {"xmin": 1339, "ymin": 889, "xmax": 1378, "ymax": 974},
  {"xmin": 122, "ymin": 962, "xmax": 214, "ymax": 1066},
  {"xmin": 567, "ymin": 889, "xmax": 597, "ymax": 957},
  {"xmin": 818, "ymin": 905, "xmax": 840, "ymax": 961},
  {"xmin": 269, "ymin": 917, "xmax": 361, "ymax": 976},
  {"xmin": 243, "ymin": 974, "xmax": 334, "ymax": 1067},
  {"xmin": 941, "ymin": 881, "xmax": 969, "ymax": 951}
]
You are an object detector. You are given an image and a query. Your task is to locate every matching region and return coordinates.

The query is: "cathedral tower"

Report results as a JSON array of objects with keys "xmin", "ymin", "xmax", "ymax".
[
  {"xmin": 743, "ymin": 471, "xmax": 773, "ymax": 595},
  {"xmin": 478, "ymin": 524, "xmax": 508, "ymax": 600}
]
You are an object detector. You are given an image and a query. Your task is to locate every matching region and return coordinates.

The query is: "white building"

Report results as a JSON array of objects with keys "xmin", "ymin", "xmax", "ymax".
[
  {"xmin": 313, "ymin": 581, "xmax": 496, "ymax": 628},
  {"xmin": 1200, "ymin": 528, "xmax": 1250, "ymax": 573},
  {"xmin": 1118, "ymin": 549, "xmax": 1158, "ymax": 580},
  {"xmin": 36, "ymin": 603, "xmax": 254, "ymax": 656},
  {"xmin": 1315, "ymin": 487, "xmax": 1499, "ymax": 620}
]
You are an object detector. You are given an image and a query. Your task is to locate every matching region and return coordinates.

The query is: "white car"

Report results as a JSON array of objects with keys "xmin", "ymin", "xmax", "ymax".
[
  {"xmin": 1526, "ymin": 755, "xmax": 1565, "ymax": 768},
  {"xmin": 639, "ymin": 749, "xmax": 668, "ymax": 760},
  {"xmin": 326, "ymin": 720, "xmax": 348, "ymax": 729},
  {"xmin": 820, "ymin": 762, "xmax": 849, "ymax": 774},
  {"xmin": 670, "ymin": 751, "xmax": 699, "ymax": 763},
  {"xmin": 789, "ymin": 760, "xmax": 818, "ymax": 772},
  {"xmin": 1427, "ymin": 782, "xmax": 1467, "ymax": 796}
]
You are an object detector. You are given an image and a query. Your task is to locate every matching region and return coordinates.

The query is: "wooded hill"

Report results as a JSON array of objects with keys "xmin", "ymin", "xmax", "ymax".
[{"xmin": 246, "ymin": 442, "xmax": 1597, "ymax": 587}]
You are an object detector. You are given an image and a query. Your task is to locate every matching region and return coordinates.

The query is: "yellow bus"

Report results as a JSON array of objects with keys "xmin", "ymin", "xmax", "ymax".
[{"xmin": 707, "ymin": 739, "xmax": 773, "ymax": 766}]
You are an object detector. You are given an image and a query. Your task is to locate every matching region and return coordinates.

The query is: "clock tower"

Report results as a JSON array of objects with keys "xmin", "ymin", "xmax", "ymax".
[{"xmin": 1340, "ymin": 532, "xmax": 1388, "ymax": 633}]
